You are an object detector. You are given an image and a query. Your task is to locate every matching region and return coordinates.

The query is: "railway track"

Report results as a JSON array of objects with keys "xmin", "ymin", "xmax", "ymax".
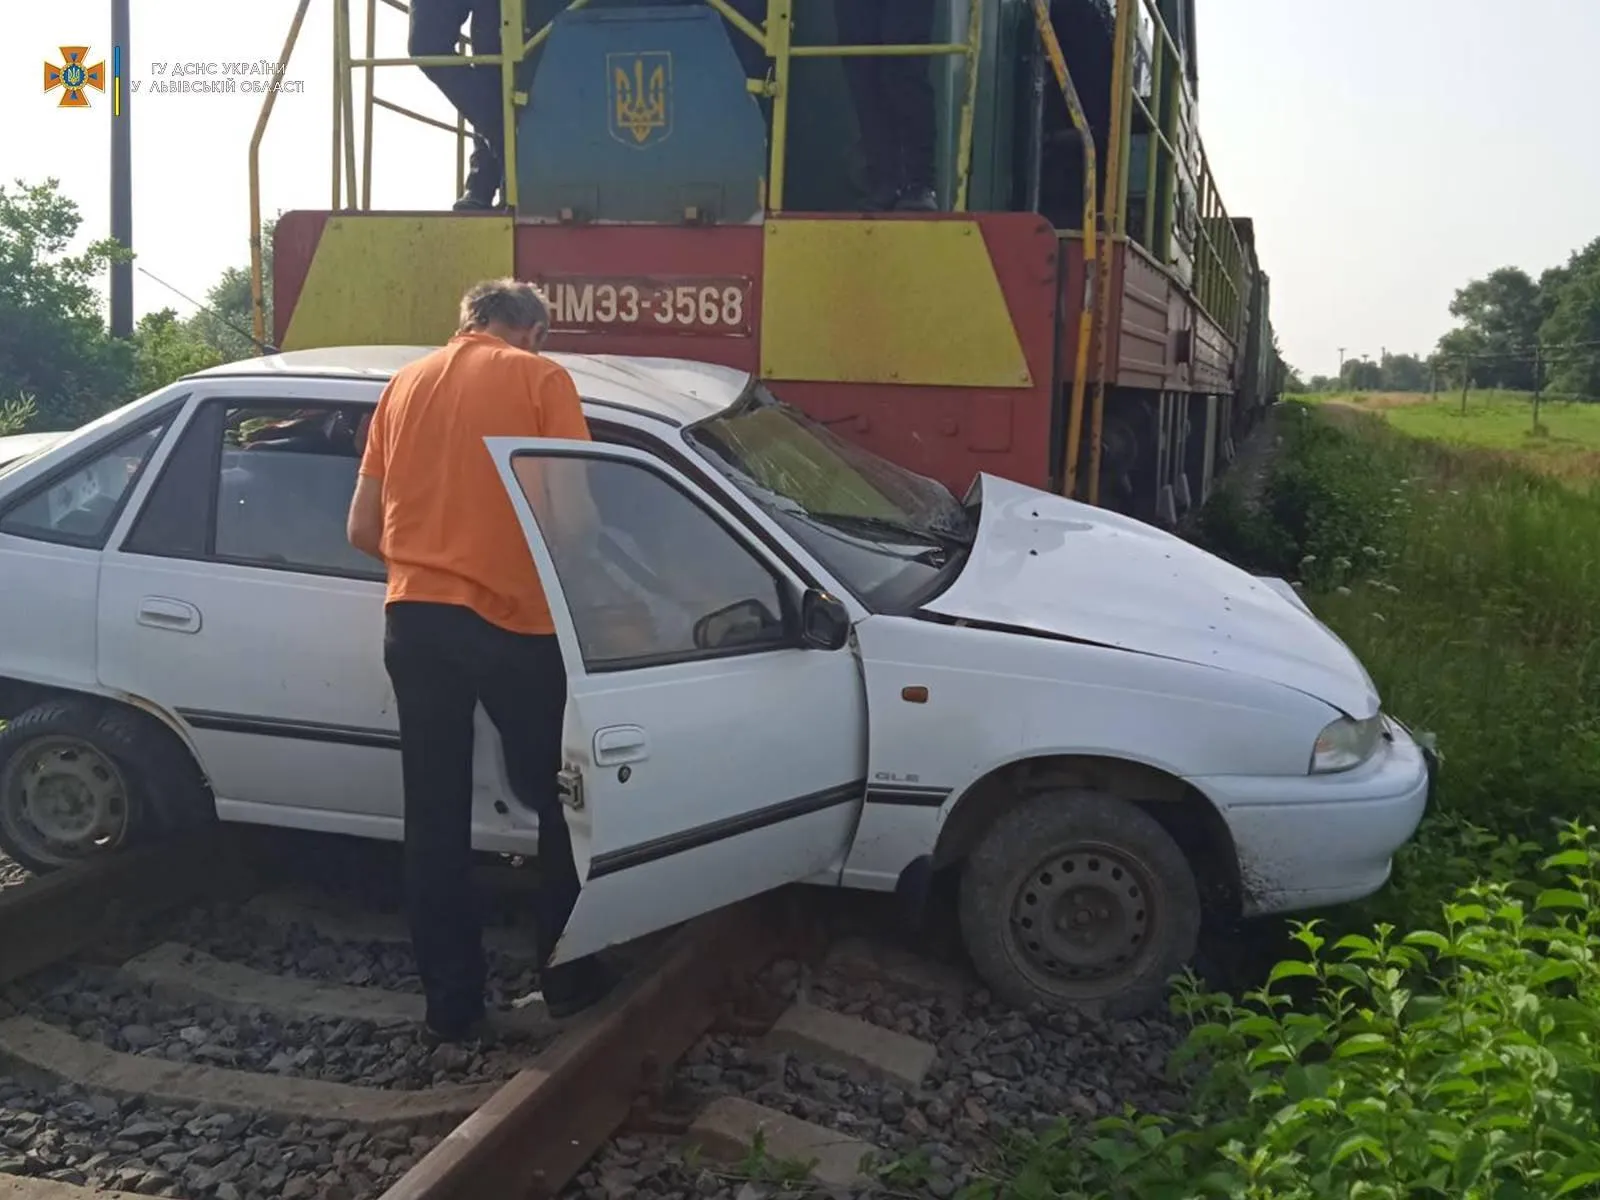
[
  {"xmin": 0, "ymin": 832, "xmax": 790, "ymax": 1200},
  {"xmin": 0, "ymin": 836, "xmax": 1196, "ymax": 1200}
]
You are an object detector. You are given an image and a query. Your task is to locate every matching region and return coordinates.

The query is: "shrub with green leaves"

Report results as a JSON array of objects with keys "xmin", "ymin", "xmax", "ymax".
[{"xmin": 975, "ymin": 823, "xmax": 1600, "ymax": 1199}]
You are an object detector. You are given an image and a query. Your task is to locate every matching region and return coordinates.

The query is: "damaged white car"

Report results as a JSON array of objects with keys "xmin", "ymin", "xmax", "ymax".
[{"xmin": 0, "ymin": 347, "xmax": 1432, "ymax": 1014}]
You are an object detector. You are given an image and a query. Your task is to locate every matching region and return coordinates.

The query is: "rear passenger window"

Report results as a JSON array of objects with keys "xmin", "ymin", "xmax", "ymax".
[
  {"xmin": 121, "ymin": 399, "xmax": 381, "ymax": 579},
  {"xmin": 212, "ymin": 404, "xmax": 378, "ymax": 577}
]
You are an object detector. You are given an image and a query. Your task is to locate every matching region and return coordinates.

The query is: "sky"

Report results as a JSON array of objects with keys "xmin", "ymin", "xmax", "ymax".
[{"xmin": 3, "ymin": 1, "xmax": 1598, "ymax": 378}]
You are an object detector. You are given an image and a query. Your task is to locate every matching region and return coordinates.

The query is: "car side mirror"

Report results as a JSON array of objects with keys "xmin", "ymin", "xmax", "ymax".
[
  {"xmin": 800, "ymin": 588, "xmax": 850, "ymax": 651},
  {"xmin": 693, "ymin": 597, "xmax": 780, "ymax": 651}
]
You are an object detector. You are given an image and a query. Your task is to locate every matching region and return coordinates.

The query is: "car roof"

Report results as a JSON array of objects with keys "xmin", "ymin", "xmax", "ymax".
[{"xmin": 186, "ymin": 346, "xmax": 752, "ymax": 427}]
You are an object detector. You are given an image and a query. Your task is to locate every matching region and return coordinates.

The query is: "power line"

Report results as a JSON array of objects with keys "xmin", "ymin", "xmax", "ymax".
[{"xmin": 135, "ymin": 266, "xmax": 278, "ymax": 355}]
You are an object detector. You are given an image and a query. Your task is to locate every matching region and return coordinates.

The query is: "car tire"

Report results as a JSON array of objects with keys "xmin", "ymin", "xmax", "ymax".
[
  {"xmin": 958, "ymin": 788, "xmax": 1202, "ymax": 1018},
  {"xmin": 0, "ymin": 697, "xmax": 214, "ymax": 875}
]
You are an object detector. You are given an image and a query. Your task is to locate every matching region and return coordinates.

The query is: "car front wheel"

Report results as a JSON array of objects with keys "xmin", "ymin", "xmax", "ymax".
[{"xmin": 958, "ymin": 788, "xmax": 1202, "ymax": 1018}]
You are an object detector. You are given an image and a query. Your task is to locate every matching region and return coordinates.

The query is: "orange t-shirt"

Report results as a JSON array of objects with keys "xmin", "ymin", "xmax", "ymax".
[{"xmin": 358, "ymin": 332, "xmax": 591, "ymax": 634}]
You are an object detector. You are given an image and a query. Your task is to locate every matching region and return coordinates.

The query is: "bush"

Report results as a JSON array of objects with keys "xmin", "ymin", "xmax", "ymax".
[
  {"xmin": 0, "ymin": 394, "xmax": 36, "ymax": 437},
  {"xmin": 978, "ymin": 823, "xmax": 1600, "ymax": 1200},
  {"xmin": 1194, "ymin": 403, "xmax": 1405, "ymax": 591}
]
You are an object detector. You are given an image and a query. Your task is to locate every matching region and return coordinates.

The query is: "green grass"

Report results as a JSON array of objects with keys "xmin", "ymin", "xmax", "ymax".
[{"xmin": 1306, "ymin": 388, "xmax": 1600, "ymax": 485}]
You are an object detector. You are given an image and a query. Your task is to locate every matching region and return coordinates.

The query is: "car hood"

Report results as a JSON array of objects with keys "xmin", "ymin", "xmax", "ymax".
[
  {"xmin": 0, "ymin": 430, "xmax": 67, "ymax": 470},
  {"xmin": 921, "ymin": 474, "xmax": 1379, "ymax": 717}
]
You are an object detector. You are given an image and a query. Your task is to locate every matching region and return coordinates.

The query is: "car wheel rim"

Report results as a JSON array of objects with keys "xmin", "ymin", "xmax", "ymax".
[
  {"xmin": 1, "ymin": 736, "xmax": 131, "ymax": 866},
  {"xmin": 1006, "ymin": 842, "xmax": 1160, "ymax": 995}
]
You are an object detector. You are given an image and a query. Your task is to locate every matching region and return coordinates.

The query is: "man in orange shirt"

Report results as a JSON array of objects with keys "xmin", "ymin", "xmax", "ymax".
[{"xmin": 347, "ymin": 279, "xmax": 612, "ymax": 1040}]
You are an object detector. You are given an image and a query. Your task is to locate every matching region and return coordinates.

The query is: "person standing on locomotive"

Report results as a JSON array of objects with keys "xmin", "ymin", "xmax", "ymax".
[
  {"xmin": 346, "ymin": 278, "xmax": 613, "ymax": 1041},
  {"xmin": 409, "ymin": 0, "xmax": 513, "ymax": 210},
  {"xmin": 834, "ymin": 0, "xmax": 939, "ymax": 213}
]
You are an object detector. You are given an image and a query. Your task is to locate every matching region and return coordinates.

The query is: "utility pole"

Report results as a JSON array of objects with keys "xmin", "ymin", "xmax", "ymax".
[
  {"xmin": 110, "ymin": 0, "xmax": 133, "ymax": 338},
  {"xmin": 1337, "ymin": 346, "xmax": 1346, "ymax": 389},
  {"xmin": 1533, "ymin": 345, "xmax": 1544, "ymax": 431}
]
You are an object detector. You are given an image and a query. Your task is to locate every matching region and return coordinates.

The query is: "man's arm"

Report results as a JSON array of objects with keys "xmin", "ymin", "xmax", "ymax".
[
  {"xmin": 347, "ymin": 393, "xmax": 388, "ymax": 561},
  {"xmin": 347, "ymin": 474, "xmax": 385, "ymax": 561},
  {"xmin": 529, "ymin": 366, "xmax": 601, "ymax": 550}
]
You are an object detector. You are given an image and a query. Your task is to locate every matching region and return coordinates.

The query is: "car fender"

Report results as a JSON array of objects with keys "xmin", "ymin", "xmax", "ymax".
[{"xmin": 0, "ymin": 669, "xmax": 207, "ymax": 770}]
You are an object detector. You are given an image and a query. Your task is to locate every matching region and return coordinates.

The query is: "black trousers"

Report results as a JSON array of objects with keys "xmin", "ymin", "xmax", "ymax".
[
  {"xmin": 834, "ymin": 0, "xmax": 938, "ymax": 196},
  {"xmin": 409, "ymin": 0, "xmax": 506, "ymax": 160},
  {"xmin": 382, "ymin": 600, "xmax": 586, "ymax": 1031}
]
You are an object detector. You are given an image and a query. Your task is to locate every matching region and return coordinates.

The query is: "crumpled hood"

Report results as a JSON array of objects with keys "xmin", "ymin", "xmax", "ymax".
[{"xmin": 921, "ymin": 474, "xmax": 1379, "ymax": 717}]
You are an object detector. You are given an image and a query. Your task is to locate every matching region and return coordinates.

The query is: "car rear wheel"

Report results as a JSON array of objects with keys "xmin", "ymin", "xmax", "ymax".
[
  {"xmin": 958, "ymin": 788, "xmax": 1202, "ymax": 1018},
  {"xmin": 0, "ymin": 698, "xmax": 212, "ymax": 875}
]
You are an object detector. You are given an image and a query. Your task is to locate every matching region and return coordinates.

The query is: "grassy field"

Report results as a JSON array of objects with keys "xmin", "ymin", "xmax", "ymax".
[
  {"xmin": 979, "ymin": 396, "xmax": 1600, "ymax": 1199},
  {"xmin": 1311, "ymin": 388, "xmax": 1600, "ymax": 484}
]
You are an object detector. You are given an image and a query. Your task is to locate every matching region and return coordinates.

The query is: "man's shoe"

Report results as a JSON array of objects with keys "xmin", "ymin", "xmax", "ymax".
[
  {"xmin": 895, "ymin": 186, "xmax": 939, "ymax": 213},
  {"xmin": 421, "ymin": 1013, "xmax": 492, "ymax": 1046},
  {"xmin": 452, "ymin": 143, "xmax": 504, "ymax": 211},
  {"xmin": 539, "ymin": 960, "xmax": 620, "ymax": 1020},
  {"xmin": 861, "ymin": 184, "xmax": 901, "ymax": 213},
  {"xmin": 452, "ymin": 177, "xmax": 502, "ymax": 211}
]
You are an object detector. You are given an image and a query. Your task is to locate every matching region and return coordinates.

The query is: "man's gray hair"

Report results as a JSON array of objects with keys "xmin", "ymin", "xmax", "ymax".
[{"xmin": 457, "ymin": 278, "xmax": 551, "ymax": 333}]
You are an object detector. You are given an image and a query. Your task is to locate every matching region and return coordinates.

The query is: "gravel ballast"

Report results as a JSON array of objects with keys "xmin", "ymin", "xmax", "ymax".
[
  {"xmin": 158, "ymin": 902, "xmax": 544, "ymax": 1009},
  {"xmin": 18, "ymin": 970, "xmax": 545, "ymax": 1091},
  {"xmin": 561, "ymin": 954, "xmax": 1188, "ymax": 1199},
  {"xmin": 0, "ymin": 1077, "xmax": 433, "ymax": 1199}
]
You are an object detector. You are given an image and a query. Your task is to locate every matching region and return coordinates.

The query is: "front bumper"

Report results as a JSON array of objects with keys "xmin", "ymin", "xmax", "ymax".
[{"xmin": 1192, "ymin": 717, "xmax": 1432, "ymax": 916}]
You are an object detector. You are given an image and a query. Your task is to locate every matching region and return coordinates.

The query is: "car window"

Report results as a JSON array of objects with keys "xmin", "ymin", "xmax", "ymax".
[
  {"xmin": 0, "ymin": 424, "xmax": 166, "ymax": 547},
  {"xmin": 122, "ymin": 399, "xmax": 380, "ymax": 579},
  {"xmin": 212, "ymin": 404, "xmax": 379, "ymax": 577},
  {"xmin": 508, "ymin": 451, "xmax": 790, "ymax": 670}
]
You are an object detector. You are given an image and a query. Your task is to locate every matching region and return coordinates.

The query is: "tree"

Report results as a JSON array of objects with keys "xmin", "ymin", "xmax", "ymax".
[
  {"xmin": 1306, "ymin": 374, "xmax": 1337, "ymax": 392},
  {"xmin": 187, "ymin": 216, "xmax": 275, "ymax": 362},
  {"xmin": 1341, "ymin": 358, "xmax": 1382, "ymax": 391},
  {"xmin": 132, "ymin": 308, "xmax": 222, "ymax": 395},
  {"xmin": 1434, "ymin": 266, "xmax": 1543, "ymax": 390},
  {"xmin": 0, "ymin": 179, "xmax": 133, "ymax": 429},
  {"xmin": 1540, "ymin": 236, "xmax": 1600, "ymax": 399},
  {"xmin": 1379, "ymin": 352, "xmax": 1428, "ymax": 392}
]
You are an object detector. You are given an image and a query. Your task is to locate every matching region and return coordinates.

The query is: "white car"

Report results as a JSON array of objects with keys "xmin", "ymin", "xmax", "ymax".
[{"xmin": 0, "ymin": 347, "xmax": 1431, "ymax": 1014}]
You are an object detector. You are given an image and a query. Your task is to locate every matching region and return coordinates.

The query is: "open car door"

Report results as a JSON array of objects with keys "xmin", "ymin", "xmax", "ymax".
[{"xmin": 486, "ymin": 437, "xmax": 869, "ymax": 963}]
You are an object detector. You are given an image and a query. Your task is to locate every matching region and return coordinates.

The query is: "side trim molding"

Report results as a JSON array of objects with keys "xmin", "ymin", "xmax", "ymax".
[
  {"xmin": 178, "ymin": 708, "xmax": 401, "ymax": 751},
  {"xmin": 588, "ymin": 779, "xmax": 866, "ymax": 880},
  {"xmin": 864, "ymin": 784, "xmax": 950, "ymax": 808}
]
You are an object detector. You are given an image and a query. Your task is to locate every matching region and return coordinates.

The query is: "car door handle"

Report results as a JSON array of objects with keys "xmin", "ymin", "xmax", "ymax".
[
  {"xmin": 136, "ymin": 597, "xmax": 202, "ymax": 634},
  {"xmin": 593, "ymin": 725, "xmax": 648, "ymax": 767}
]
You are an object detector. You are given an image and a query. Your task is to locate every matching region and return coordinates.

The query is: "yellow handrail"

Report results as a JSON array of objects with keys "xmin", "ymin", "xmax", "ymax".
[
  {"xmin": 952, "ymin": 0, "xmax": 981, "ymax": 212},
  {"xmin": 1028, "ymin": 0, "xmax": 1097, "ymax": 500},
  {"xmin": 1119, "ymin": 0, "xmax": 1246, "ymax": 342},
  {"xmin": 1088, "ymin": 0, "xmax": 1136, "ymax": 506},
  {"xmin": 249, "ymin": 0, "xmax": 313, "ymax": 348}
]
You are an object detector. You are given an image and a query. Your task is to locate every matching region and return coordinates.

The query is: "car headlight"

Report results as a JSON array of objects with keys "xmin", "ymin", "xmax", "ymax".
[{"xmin": 1310, "ymin": 715, "xmax": 1384, "ymax": 773}]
